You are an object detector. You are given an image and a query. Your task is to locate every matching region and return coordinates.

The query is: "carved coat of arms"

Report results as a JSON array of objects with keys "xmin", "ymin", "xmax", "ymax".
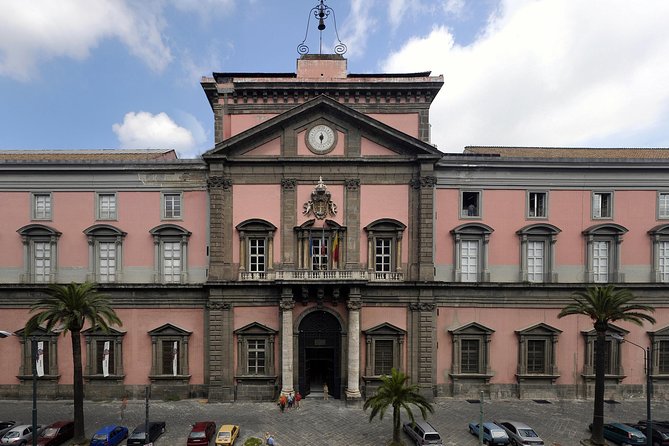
[{"xmin": 303, "ymin": 177, "xmax": 337, "ymax": 220}]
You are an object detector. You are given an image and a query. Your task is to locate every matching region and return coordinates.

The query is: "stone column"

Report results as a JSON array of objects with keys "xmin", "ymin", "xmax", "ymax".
[
  {"xmin": 346, "ymin": 296, "xmax": 362, "ymax": 399},
  {"xmin": 280, "ymin": 293, "xmax": 295, "ymax": 395}
]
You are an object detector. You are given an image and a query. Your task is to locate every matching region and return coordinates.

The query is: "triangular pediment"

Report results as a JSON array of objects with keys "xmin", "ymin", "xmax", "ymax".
[
  {"xmin": 449, "ymin": 322, "xmax": 495, "ymax": 335},
  {"xmin": 363, "ymin": 322, "xmax": 406, "ymax": 335},
  {"xmin": 516, "ymin": 322, "xmax": 562, "ymax": 336},
  {"xmin": 234, "ymin": 322, "xmax": 278, "ymax": 335},
  {"xmin": 148, "ymin": 323, "xmax": 192, "ymax": 336},
  {"xmin": 203, "ymin": 95, "xmax": 442, "ymax": 161},
  {"xmin": 82, "ymin": 326, "xmax": 126, "ymax": 337}
]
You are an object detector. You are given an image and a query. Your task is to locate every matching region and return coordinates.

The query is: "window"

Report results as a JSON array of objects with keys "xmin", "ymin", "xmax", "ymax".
[
  {"xmin": 234, "ymin": 322, "xmax": 277, "ymax": 376},
  {"xmin": 84, "ymin": 224, "xmax": 126, "ymax": 283},
  {"xmin": 237, "ymin": 219, "xmax": 276, "ymax": 280},
  {"xmin": 592, "ymin": 191, "xmax": 613, "ymax": 219},
  {"xmin": 312, "ymin": 237, "xmax": 329, "ymax": 270},
  {"xmin": 516, "ymin": 323, "xmax": 561, "ymax": 379},
  {"xmin": 148, "ymin": 323, "xmax": 191, "ymax": 382},
  {"xmin": 83, "ymin": 327, "xmax": 125, "ymax": 380},
  {"xmin": 96, "ymin": 193, "xmax": 117, "ymax": 220},
  {"xmin": 32, "ymin": 193, "xmax": 52, "ymax": 220},
  {"xmin": 461, "ymin": 190, "xmax": 481, "ymax": 218},
  {"xmin": 150, "ymin": 224, "xmax": 191, "ymax": 284},
  {"xmin": 659, "ymin": 192, "xmax": 669, "ymax": 219},
  {"xmin": 364, "ymin": 219, "xmax": 406, "ymax": 280},
  {"xmin": 649, "ymin": 225, "xmax": 669, "ymax": 283},
  {"xmin": 17, "ymin": 224, "xmax": 61, "ymax": 284},
  {"xmin": 295, "ymin": 220, "xmax": 346, "ymax": 274},
  {"xmin": 162, "ymin": 192, "xmax": 182, "ymax": 219},
  {"xmin": 518, "ymin": 224, "xmax": 561, "ymax": 283},
  {"xmin": 583, "ymin": 224, "xmax": 627, "ymax": 283},
  {"xmin": 582, "ymin": 326, "xmax": 625, "ymax": 378},
  {"xmin": 363, "ymin": 323, "xmax": 405, "ymax": 377},
  {"xmin": 449, "ymin": 322, "xmax": 494, "ymax": 380},
  {"xmin": 650, "ymin": 326, "xmax": 669, "ymax": 376},
  {"xmin": 527, "ymin": 191, "xmax": 548, "ymax": 218},
  {"xmin": 451, "ymin": 223, "xmax": 494, "ymax": 282},
  {"xmin": 15, "ymin": 327, "xmax": 59, "ymax": 381}
]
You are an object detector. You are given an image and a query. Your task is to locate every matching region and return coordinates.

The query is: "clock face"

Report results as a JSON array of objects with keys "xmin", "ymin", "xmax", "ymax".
[{"xmin": 307, "ymin": 124, "xmax": 336, "ymax": 153}]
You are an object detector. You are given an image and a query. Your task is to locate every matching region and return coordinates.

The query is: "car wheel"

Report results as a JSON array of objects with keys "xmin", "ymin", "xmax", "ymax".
[{"xmin": 470, "ymin": 427, "xmax": 475, "ymax": 434}]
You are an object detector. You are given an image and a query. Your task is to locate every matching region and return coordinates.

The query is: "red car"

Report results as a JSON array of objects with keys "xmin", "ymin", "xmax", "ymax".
[
  {"xmin": 37, "ymin": 421, "xmax": 74, "ymax": 446},
  {"xmin": 187, "ymin": 422, "xmax": 216, "ymax": 446}
]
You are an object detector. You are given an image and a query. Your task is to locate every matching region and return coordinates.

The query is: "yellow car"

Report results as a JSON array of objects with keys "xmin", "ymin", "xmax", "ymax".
[{"xmin": 215, "ymin": 424, "xmax": 239, "ymax": 445}]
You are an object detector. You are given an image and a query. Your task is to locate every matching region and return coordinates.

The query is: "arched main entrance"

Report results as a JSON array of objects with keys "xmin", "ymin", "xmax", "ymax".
[{"xmin": 298, "ymin": 310, "xmax": 342, "ymax": 399}]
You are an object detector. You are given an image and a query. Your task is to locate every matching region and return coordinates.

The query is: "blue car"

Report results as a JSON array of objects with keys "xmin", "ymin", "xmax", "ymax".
[
  {"xmin": 469, "ymin": 422, "xmax": 510, "ymax": 445},
  {"xmin": 90, "ymin": 425, "xmax": 128, "ymax": 446},
  {"xmin": 589, "ymin": 423, "xmax": 646, "ymax": 445}
]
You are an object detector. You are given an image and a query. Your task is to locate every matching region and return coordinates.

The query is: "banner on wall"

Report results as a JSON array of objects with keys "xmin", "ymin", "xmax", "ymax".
[
  {"xmin": 172, "ymin": 341, "xmax": 178, "ymax": 376},
  {"xmin": 36, "ymin": 341, "xmax": 44, "ymax": 377},
  {"xmin": 102, "ymin": 341, "xmax": 110, "ymax": 377}
]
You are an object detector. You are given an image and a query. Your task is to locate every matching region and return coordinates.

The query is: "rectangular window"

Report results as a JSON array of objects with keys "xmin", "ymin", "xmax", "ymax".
[
  {"xmin": 527, "ymin": 339, "xmax": 546, "ymax": 374},
  {"xmin": 247, "ymin": 339, "xmax": 266, "ymax": 374},
  {"xmin": 32, "ymin": 193, "xmax": 52, "ymax": 220},
  {"xmin": 592, "ymin": 192, "xmax": 612, "ymax": 218},
  {"xmin": 660, "ymin": 193, "xmax": 669, "ymax": 219},
  {"xmin": 527, "ymin": 241, "xmax": 544, "ymax": 283},
  {"xmin": 461, "ymin": 339, "xmax": 480, "ymax": 373},
  {"xmin": 95, "ymin": 340, "xmax": 115, "ymax": 375},
  {"xmin": 375, "ymin": 238, "xmax": 392, "ymax": 272},
  {"xmin": 659, "ymin": 340, "xmax": 669, "ymax": 374},
  {"xmin": 461, "ymin": 191, "xmax": 480, "ymax": 217},
  {"xmin": 311, "ymin": 238, "xmax": 328, "ymax": 270},
  {"xmin": 33, "ymin": 241, "xmax": 51, "ymax": 283},
  {"xmin": 593, "ymin": 241, "xmax": 609, "ymax": 283},
  {"xmin": 528, "ymin": 192, "xmax": 547, "ymax": 218},
  {"xmin": 461, "ymin": 240, "xmax": 479, "ymax": 282},
  {"xmin": 660, "ymin": 241, "xmax": 669, "ymax": 283},
  {"xmin": 163, "ymin": 241, "xmax": 182, "ymax": 283},
  {"xmin": 374, "ymin": 340, "xmax": 394, "ymax": 376},
  {"xmin": 97, "ymin": 193, "xmax": 117, "ymax": 220},
  {"xmin": 249, "ymin": 239, "xmax": 266, "ymax": 272},
  {"xmin": 161, "ymin": 340, "xmax": 178, "ymax": 375},
  {"xmin": 163, "ymin": 193, "xmax": 182, "ymax": 219},
  {"xmin": 98, "ymin": 242, "xmax": 116, "ymax": 283}
]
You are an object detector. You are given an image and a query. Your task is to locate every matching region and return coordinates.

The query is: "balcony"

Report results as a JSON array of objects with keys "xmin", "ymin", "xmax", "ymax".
[{"xmin": 238, "ymin": 270, "xmax": 404, "ymax": 282}]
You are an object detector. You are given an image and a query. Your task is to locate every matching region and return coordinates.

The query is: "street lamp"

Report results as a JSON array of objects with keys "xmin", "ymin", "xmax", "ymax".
[{"xmin": 611, "ymin": 333, "xmax": 652, "ymax": 446}]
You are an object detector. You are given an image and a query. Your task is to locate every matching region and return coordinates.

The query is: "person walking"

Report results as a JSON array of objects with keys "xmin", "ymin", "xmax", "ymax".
[
  {"xmin": 278, "ymin": 394, "xmax": 287, "ymax": 413},
  {"xmin": 323, "ymin": 382, "xmax": 329, "ymax": 400},
  {"xmin": 295, "ymin": 391, "xmax": 302, "ymax": 409},
  {"xmin": 120, "ymin": 394, "xmax": 128, "ymax": 421},
  {"xmin": 287, "ymin": 392, "xmax": 294, "ymax": 409}
]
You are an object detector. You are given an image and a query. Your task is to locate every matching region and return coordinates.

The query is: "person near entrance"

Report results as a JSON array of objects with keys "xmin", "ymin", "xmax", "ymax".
[{"xmin": 323, "ymin": 382, "xmax": 329, "ymax": 400}]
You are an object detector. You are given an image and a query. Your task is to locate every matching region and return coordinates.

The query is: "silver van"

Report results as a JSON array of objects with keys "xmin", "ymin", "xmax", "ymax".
[{"xmin": 402, "ymin": 420, "xmax": 444, "ymax": 446}]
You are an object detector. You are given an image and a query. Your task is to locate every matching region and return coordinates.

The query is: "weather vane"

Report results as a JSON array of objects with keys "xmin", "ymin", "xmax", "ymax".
[{"xmin": 297, "ymin": 0, "xmax": 347, "ymax": 56}]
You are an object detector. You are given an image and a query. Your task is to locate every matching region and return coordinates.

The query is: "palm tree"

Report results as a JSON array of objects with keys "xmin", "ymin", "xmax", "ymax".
[
  {"xmin": 363, "ymin": 368, "xmax": 434, "ymax": 446},
  {"xmin": 25, "ymin": 282, "xmax": 122, "ymax": 443},
  {"xmin": 558, "ymin": 285, "xmax": 655, "ymax": 446}
]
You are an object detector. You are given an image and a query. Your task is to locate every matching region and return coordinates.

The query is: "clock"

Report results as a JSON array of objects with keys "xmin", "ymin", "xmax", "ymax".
[{"xmin": 307, "ymin": 124, "xmax": 336, "ymax": 154}]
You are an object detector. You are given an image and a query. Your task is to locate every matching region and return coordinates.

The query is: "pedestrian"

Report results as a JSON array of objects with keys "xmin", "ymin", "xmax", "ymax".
[
  {"xmin": 295, "ymin": 391, "xmax": 302, "ymax": 409},
  {"xmin": 278, "ymin": 393, "xmax": 287, "ymax": 413},
  {"xmin": 267, "ymin": 434, "xmax": 276, "ymax": 446},
  {"xmin": 287, "ymin": 392, "xmax": 294, "ymax": 409},
  {"xmin": 323, "ymin": 382, "xmax": 329, "ymax": 400},
  {"xmin": 120, "ymin": 394, "xmax": 128, "ymax": 421}
]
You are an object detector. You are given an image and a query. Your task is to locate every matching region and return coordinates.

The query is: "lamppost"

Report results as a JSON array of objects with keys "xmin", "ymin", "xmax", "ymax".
[{"xmin": 612, "ymin": 333, "xmax": 652, "ymax": 446}]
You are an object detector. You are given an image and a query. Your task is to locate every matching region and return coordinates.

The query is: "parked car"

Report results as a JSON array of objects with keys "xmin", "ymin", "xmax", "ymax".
[
  {"xmin": 0, "ymin": 424, "xmax": 17, "ymax": 440},
  {"xmin": 37, "ymin": 421, "xmax": 74, "ymax": 446},
  {"xmin": 402, "ymin": 420, "xmax": 444, "ymax": 445},
  {"xmin": 495, "ymin": 420, "xmax": 544, "ymax": 446},
  {"xmin": 215, "ymin": 425, "xmax": 239, "ymax": 446},
  {"xmin": 632, "ymin": 422, "xmax": 669, "ymax": 446},
  {"xmin": 187, "ymin": 422, "xmax": 216, "ymax": 446},
  {"xmin": 89, "ymin": 425, "xmax": 128, "ymax": 446},
  {"xmin": 589, "ymin": 423, "xmax": 646, "ymax": 446},
  {"xmin": 127, "ymin": 421, "xmax": 166, "ymax": 446},
  {"xmin": 0, "ymin": 424, "xmax": 43, "ymax": 446},
  {"xmin": 468, "ymin": 422, "xmax": 510, "ymax": 445}
]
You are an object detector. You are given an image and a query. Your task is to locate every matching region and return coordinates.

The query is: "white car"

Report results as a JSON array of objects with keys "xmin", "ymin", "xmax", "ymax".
[
  {"xmin": 495, "ymin": 421, "xmax": 544, "ymax": 446},
  {"xmin": 0, "ymin": 424, "xmax": 43, "ymax": 446}
]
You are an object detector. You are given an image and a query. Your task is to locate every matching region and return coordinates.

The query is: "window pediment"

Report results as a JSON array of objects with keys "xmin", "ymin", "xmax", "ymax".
[
  {"xmin": 516, "ymin": 322, "xmax": 562, "ymax": 336},
  {"xmin": 451, "ymin": 223, "xmax": 494, "ymax": 236},
  {"xmin": 449, "ymin": 322, "xmax": 494, "ymax": 336},
  {"xmin": 516, "ymin": 223, "xmax": 561, "ymax": 236},
  {"xmin": 82, "ymin": 326, "xmax": 126, "ymax": 337},
  {"xmin": 148, "ymin": 323, "xmax": 192, "ymax": 337},
  {"xmin": 363, "ymin": 322, "xmax": 406, "ymax": 336},
  {"xmin": 650, "ymin": 325, "xmax": 669, "ymax": 337},
  {"xmin": 17, "ymin": 224, "xmax": 61, "ymax": 237},
  {"xmin": 83, "ymin": 224, "xmax": 126, "ymax": 237},
  {"xmin": 15, "ymin": 326, "xmax": 59, "ymax": 337},
  {"xmin": 149, "ymin": 224, "xmax": 191, "ymax": 237},
  {"xmin": 364, "ymin": 218, "xmax": 406, "ymax": 233},
  {"xmin": 582, "ymin": 223, "xmax": 628, "ymax": 236},
  {"xmin": 582, "ymin": 323, "xmax": 628, "ymax": 337},
  {"xmin": 234, "ymin": 322, "xmax": 278, "ymax": 335},
  {"xmin": 649, "ymin": 224, "xmax": 669, "ymax": 236},
  {"xmin": 236, "ymin": 219, "xmax": 277, "ymax": 233}
]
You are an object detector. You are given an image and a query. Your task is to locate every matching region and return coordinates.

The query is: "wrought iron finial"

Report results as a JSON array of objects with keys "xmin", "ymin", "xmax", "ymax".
[{"xmin": 297, "ymin": 0, "xmax": 347, "ymax": 56}]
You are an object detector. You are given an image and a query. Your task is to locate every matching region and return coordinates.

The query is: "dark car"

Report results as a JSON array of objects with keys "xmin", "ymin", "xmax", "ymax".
[
  {"xmin": 0, "ymin": 424, "xmax": 17, "ymax": 440},
  {"xmin": 187, "ymin": 422, "xmax": 216, "ymax": 446},
  {"xmin": 90, "ymin": 425, "xmax": 128, "ymax": 446},
  {"xmin": 632, "ymin": 422, "xmax": 669, "ymax": 446},
  {"xmin": 37, "ymin": 421, "xmax": 74, "ymax": 446},
  {"xmin": 589, "ymin": 423, "xmax": 646, "ymax": 446},
  {"xmin": 127, "ymin": 422, "xmax": 166, "ymax": 446}
]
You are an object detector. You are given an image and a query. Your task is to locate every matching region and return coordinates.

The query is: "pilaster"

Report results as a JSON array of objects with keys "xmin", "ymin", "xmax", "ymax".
[
  {"xmin": 344, "ymin": 179, "xmax": 360, "ymax": 270},
  {"xmin": 280, "ymin": 290, "xmax": 295, "ymax": 395},
  {"xmin": 208, "ymin": 170, "xmax": 234, "ymax": 280},
  {"xmin": 206, "ymin": 293, "xmax": 234, "ymax": 401},
  {"xmin": 281, "ymin": 178, "xmax": 298, "ymax": 269},
  {"xmin": 409, "ymin": 299, "xmax": 436, "ymax": 400},
  {"xmin": 345, "ymin": 293, "xmax": 362, "ymax": 401}
]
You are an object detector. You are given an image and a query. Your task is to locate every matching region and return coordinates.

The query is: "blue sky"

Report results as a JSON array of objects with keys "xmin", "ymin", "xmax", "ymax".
[{"xmin": 1, "ymin": 0, "xmax": 668, "ymax": 157}]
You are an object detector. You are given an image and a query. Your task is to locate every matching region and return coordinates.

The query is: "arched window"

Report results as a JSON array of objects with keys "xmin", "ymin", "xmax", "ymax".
[
  {"xmin": 516, "ymin": 224, "xmax": 561, "ymax": 283},
  {"xmin": 583, "ymin": 223, "xmax": 628, "ymax": 283},
  {"xmin": 17, "ymin": 224, "xmax": 61, "ymax": 283},
  {"xmin": 236, "ymin": 219, "xmax": 276, "ymax": 280},
  {"xmin": 149, "ymin": 224, "xmax": 191, "ymax": 284},
  {"xmin": 364, "ymin": 219, "xmax": 405, "ymax": 280},
  {"xmin": 83, "ymin": 224, "xmax": 126, "ymax": 283},
  {"xmin": 451, "ymin": 223, "xmax": 494, "ymax": 283}
]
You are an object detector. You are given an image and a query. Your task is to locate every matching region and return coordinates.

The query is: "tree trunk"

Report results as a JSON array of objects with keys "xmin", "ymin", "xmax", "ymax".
[
  {"xmin": 71, "ymin": 329, "xmax": 86, "ymax": 442},
  {"xmin": 393, "ymin": 405, "xmax": 401, "ymax": 444},
  {"xmin": 591, "ymin": 328, "xmax": 606, "ymax": 445}
]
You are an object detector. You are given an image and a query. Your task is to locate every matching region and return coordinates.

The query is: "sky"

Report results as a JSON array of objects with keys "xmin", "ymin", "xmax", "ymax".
[{"xmin": 1, "ymin": 0, "xmax": 668, "ymax": 158}]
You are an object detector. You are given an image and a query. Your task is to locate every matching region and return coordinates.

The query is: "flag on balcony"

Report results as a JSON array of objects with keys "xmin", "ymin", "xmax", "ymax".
[
  {"xmin": 332, "ymin": 232, "xmax": 339, "ymax": 263},
  {"xmin": 36, "ymin": 341, "xmax": 44, "ymax": 377},
  {"xmin": 102, "ymin": 341, "xmax": 110, "ymax": 377}
]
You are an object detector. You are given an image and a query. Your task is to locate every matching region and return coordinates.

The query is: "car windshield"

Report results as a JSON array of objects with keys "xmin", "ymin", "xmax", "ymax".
[
  {"xmin": 492, "ymin": 430, "xmax": 506, "ymax": 438},
  {"xmin": 519, "ymin": 429, "xmax": 538, "ymax": 437},
  {"xmin": 92, "ymin": 434, "xmax": 107, "ymax": 440},
  {"xmin": 218, "ymin": 432, "xmax": 231, "ymax": 439},
  {"xmin": 42, "ymin": 428, "xmax": 58, "ymax": 437},
  {"xmin": 5, "ymin": 431, "xmax": 20, "ymax": 439},
  {"xmin": 189, "ymin": 431, "xmax": 206, "ymax": 438},
  {"xmin": 425, "ymin": 433, "xmax": 441, "ymax": 441},
  {"xmin": 130, "ymin": 432, "xmax": 146, "ymax": 439}
]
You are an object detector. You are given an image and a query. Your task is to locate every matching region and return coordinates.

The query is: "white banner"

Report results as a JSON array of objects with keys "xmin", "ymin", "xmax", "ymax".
[
  {"xmin": 102, "ymin": 341, "xmax": 110, "ymax": 377},
  {"xmin": 172, "ymin": 341, "xmax": 178, "ymax": 376},
  {"xmin": 36, "ymin": 341, "xmax": 44, "ymax": 377}
]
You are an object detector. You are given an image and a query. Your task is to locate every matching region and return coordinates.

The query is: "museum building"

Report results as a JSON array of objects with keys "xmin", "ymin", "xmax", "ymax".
[{"xmin": 2, "ymin": 53, "xmax": 669, "ymax": 403}]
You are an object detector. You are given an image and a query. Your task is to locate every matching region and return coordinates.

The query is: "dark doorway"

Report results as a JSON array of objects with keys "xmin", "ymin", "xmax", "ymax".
[{"xmin": 298, "ymin": 310, "xmax": 341, "ymax": 399}]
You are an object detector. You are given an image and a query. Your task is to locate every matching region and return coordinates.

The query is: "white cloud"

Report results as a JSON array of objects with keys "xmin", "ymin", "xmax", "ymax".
[
  {"xmin": 442, "ymin": 0, "xmax": 465, "ymax": 16},
  {"xmin": 339, "ymin": 0, "xmax": 377, "ymax": 58},
  {"xmin": 112, "ymin": 111, "xmax": 197, "ymax": 157},
  {"xmin": 0, "ymin": 0, "xmax": 172, "ymax": 81},
  {"xmin": 388, "ymin": 0, "xmax": 409, "ymax": 29},
  {"xmin": 170, "ymin": 0, "xmax": 235, "ymax": 21},
  {"xmin": 383, "ymin": 0, "xmax": 669, "ymax": 152}
]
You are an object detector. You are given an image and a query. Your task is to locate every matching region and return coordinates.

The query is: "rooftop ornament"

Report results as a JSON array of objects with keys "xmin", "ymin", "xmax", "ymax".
[{"xmin": 297, "ymin": 0, "xmax": 347, "ymax": 56}]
